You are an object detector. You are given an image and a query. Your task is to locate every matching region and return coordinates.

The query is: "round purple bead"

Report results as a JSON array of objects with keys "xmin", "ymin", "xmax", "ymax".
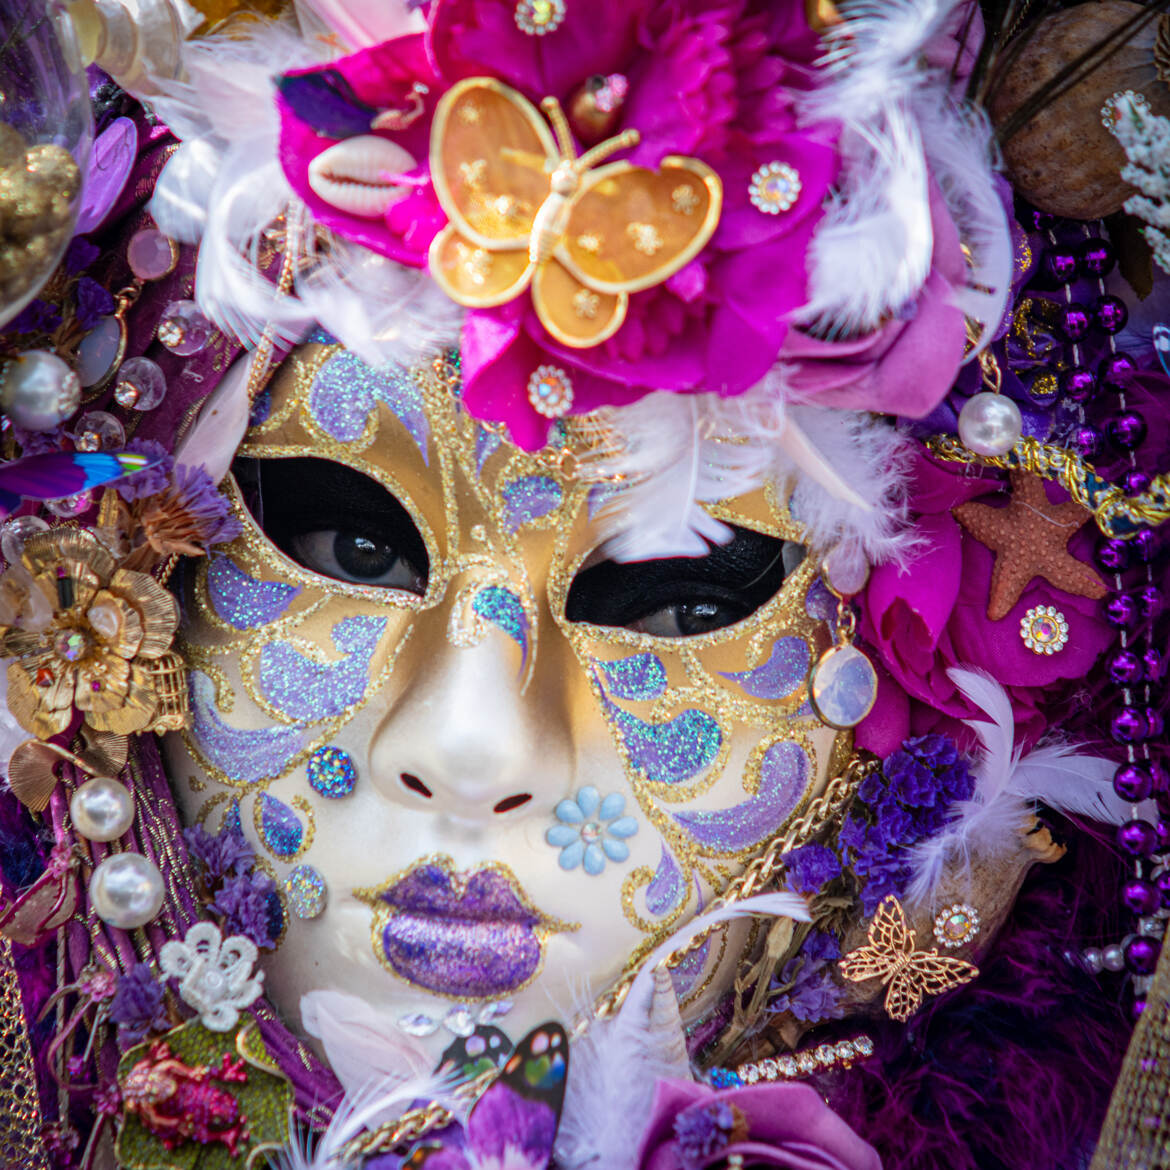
[
  {"xmin": 1097, "ymin": 539, "xmax": 1131, "ymax": 573},
  {"xmin": 1094, "ymin": 295, "xmax": 1129, "ymax": 334},
  {"xmin": 1146, "ymin": 709, "xmax": 1166, "ymax": 741},
  {"xmin": 1122, "ymin": 469, "xmax": 1152, "ymax": 496},
  {"xmin": 1125, "ymin": 937, "xmax": 1161, "ymax": 976},
  {"xmin": 1118, "ymin": 818, "xmax": 1158, "ymax": 855},
  {"xmin": 1113, "ymin": 707, "xmax": 1147, "ymax": 744},
  {"xmin": 1099, "ymin": 352, "xmax": 1138, "ymax": 388},
  {"xmin": 1132, "ymin": 997, "xmax": 1148, "ymax": 1021},
  {"xmin": 1109, "ymin": 650, "xmax": 1144, "ymax": 686},
  {"xmin": 1059, "ymin": 303, "xmax": 1092, "ymax": 341},
  {"xmin": 1144, "ymin": 647, "xmax": 1166, "ymax": 682},
  {"xmin": 1107, "ymin": 411, "xmax": 1147, "ymax": 451},
  {"xmin": 1158, "ymin": 870, "xmax": 1170, "ymax": 907},
  {"xmin": 1060, "ymin": 365, "xmax": 1097, "ymax": 403},
  {"xmin": 1123, "ymin": 879, "xmax": 1161, "ymax": 916},
  {"xmin": 1028, "ymin": 209, "xmax": 1055, "ymax": 232},
  {"xmin": 1139, "ymin": 585, "xmax": 1165, "ymax": 620},
  {"xmin": 1078, "ymin": 236, "xmax": 1116, "ymax": 278},
  {"xmin": 1133, "ymin": 529, "xmax": 1160, "ymax": 563},
  {"xmin": 1072, "ymin": 425, "xmax": 1104, "ymax": 460},
  {"xmin": 1104, "ymin": 593, "xmax": 1139, "ymax": 629},
  {"xmin": 1115, "ymin": 761, "xmax": 1153, "ymax": 801},
  {"xmin": 1044, "ymin": 248, "xmax": 1078, "ymax": 285}
]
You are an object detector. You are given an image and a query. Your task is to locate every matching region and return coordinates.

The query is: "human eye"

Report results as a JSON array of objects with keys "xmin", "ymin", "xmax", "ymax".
[
  {"xmin": 565, "ymin": 528, "xmax": 804, "ymax": 639},
  {"xmin": 232, "ymin": 456, "xmax": 429, "ymax": 594}
]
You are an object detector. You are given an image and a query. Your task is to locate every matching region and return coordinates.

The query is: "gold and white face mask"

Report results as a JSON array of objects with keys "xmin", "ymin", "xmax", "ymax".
[{"xmin": 166, "ymin": 338, "xmax": 846, "ymax": 1053}]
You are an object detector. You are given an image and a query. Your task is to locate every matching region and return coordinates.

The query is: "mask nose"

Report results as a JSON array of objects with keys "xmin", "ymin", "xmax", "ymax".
[{"xmin": 368, "ymin": 611, "xmax": 559, "ymax": 826}]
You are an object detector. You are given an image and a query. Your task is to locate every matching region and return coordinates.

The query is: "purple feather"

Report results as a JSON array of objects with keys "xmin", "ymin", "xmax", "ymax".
[
  {"xmin": 0, "ymin": 450, "xmax": 161, "ymax": 517},
  {"xmin": 276, "ymin": 69, "xmax": 377, "ymax": 139}
]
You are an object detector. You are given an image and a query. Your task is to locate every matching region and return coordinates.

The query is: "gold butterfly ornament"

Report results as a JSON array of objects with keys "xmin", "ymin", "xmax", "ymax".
[
  {"xmin": 427, "ymin": 76, "xmax": 722, "ymax": 351},
  {"xmin": 839, "ymin": 895, "xmax": 979, "ymax": 1022}
]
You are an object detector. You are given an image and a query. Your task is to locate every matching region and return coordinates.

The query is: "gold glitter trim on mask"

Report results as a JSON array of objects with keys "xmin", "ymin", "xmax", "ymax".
[{"xmin": 354, "ymin": 854, "xmax": 580, "ymax": 1002}]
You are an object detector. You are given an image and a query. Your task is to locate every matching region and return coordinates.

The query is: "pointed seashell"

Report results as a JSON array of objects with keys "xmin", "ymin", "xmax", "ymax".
[
  {"xmin": 307, "ymin": 135, "xmax": 416, "ymax": 219},
  {"xmin": 648, "ymin": 965, "xmax": 690, "ymax": 1071}
]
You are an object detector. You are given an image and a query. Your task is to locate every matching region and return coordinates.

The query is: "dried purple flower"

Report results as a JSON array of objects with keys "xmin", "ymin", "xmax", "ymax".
[
  {"xmin": 7, "ymin": 298, "xmax": 62, "ymax": 335},
  {"xmin": 674, "ymin": 1100, "xmax": 739, "ymax": 1170},
  {"xmin": 108, "ymin": 963, "xmax": 167, "ymax": 1041},
  {"xmin": 770, "ymin": 931, "xmax": 845, "ymax": 1024},
  {"xmin": 64, "ymin": 237, "xmax": 100, "ymax": 274},
  {"xmin": 213, "ymin": 871, "xmax": 278, "ymax": 949},
  {"xmin": 183, "ymin": 824, "xmax": 254, "ymax": 882},
  {"xmin": 783, "ymin": 842, "xmax": 841, "ymax": 895},
  {"xmin": 74, "ymin": 277, "xmax": 115, "ymax": 330},
  {"xmin": 115, "ymin": 439, "xmax": 173, "ymax": 501}
]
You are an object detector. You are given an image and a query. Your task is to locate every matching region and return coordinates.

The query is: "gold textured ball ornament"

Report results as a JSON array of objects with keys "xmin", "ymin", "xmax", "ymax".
[{"xmin": 989, "ymin": 2, "xmax": 1170, "ymax": 220}]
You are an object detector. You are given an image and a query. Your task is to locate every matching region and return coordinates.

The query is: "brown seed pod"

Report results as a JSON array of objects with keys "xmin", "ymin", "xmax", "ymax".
[{"xmin": 989, "ymin": 2, "xmax": 1170, "ymax": 220}]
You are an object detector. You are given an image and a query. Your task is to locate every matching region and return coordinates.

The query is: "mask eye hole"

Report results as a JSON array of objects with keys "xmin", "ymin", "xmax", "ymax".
[
  {"xmin": 565, "ymin": 527, "xmax": 803, "ymax": 638},
  {"xmin": 233, "ymin": 456, "xmax": 429, "ymax": 593}
]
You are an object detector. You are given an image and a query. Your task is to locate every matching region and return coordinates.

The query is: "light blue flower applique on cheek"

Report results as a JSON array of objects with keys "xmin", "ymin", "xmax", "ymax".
[{"xmin": 545, "ymin": 786, "xmax": 639, "ymax": 875}]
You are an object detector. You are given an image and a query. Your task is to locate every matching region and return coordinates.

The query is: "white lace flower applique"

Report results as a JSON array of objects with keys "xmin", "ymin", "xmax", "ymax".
[{"xmin": 158, "ymin": 922, "xmax": 264, "ymax": 1032}]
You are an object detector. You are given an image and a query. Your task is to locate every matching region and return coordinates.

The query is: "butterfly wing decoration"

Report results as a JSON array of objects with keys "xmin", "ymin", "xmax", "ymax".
[
  {"xmin": 839, "ymin": 895, "xmax": 978, "ymax": 1023},
  {"xmin": 0, "ymin": 450, "xmax": 159, "ymax": 519},
  {"xmin": 436, "ymin": 1025, "xmax": 513, "ymax": 1082},
  {"xmin": 429, "ymin": 78, "xmax": 556, "ymax": 308},
  {"xmin": 276, "ymin": 69, "xmax": 381, "ymax": 140},
  {"xmin": 535, "ymin": 156, "xmax": 721, "ymax": 347}
]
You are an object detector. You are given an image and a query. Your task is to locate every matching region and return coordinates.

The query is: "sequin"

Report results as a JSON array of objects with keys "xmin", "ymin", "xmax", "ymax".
[
  {"xmin": 307, "ymin": 745, "xmax": 357, "ymax": 798},
  {"xmin": 674, "ymin": 740, "xmax": 808, "ymax": 850},
  {"xmin": 471, "ymin": 586, "xmax": 529, "ymax": 661},
  {"xmin": 260, "ymin": 793, "xmax": 303, "ymax": 857},
  {"xmin": 609, "ymin": 704, "xmax": 722, "ymax": 785},
  {"xmin": 285, "ymin": 864, "xmax": 327, "ymax": 918},
  {"xmin": 645, "ymin": 846, "xmax": 685, "ymax": 916},
  {"xmin": 189, "ymin": 672, "xmax": 305, "ymax": 785},
  {"xmin": 207, "ymin": 555, "xmax": 299, "ymax": 630},
  {"xmin": 500, "ymin": 475, "xmax": 563, "ymax": 533},
  {"xmin": 309, "ymin": 349, "xmax": 430, "ymax": 462},
  {"xmin": 718, "ymin": 637, "xmax": 808, "ymax": 699},
  {"xmin": 597, "ymin": 652, "xmax": 668, "ymax": 701},
  {"xmin": 258, "ymin": 616, "xmax": 387, "ymax": 721}
]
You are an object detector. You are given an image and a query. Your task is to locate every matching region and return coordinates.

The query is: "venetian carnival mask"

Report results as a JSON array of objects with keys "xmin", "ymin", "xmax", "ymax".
[{"xmin": 166, "ymin": 338, "xmax": 846, "ymax": 1056}]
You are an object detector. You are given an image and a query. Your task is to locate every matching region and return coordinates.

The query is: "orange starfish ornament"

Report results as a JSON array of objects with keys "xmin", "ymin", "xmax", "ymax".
[{"xmin": 952, "ymin": 470, "xmax": 1108, "ymax": 622}]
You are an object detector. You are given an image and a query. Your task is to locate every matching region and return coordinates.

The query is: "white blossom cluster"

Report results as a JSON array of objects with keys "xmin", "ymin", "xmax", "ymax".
[{"xmin": 1106, "ymin": 91, "xmax": 1170, "ymax": 275}]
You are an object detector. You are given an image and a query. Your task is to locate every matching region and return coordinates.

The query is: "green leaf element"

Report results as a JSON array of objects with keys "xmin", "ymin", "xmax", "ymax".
[{"xmin": 115, "ymin": 1018, "xmax": 292, "ymax": 1170}]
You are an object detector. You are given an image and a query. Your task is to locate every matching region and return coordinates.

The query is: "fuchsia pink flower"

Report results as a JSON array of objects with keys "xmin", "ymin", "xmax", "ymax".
[{"xmin": 278, "ymin": 0, "xmax": 840, "ymax": 448}]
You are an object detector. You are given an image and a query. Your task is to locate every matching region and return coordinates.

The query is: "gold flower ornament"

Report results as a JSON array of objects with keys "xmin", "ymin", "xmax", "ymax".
[{"xmin": 0, "ymin": 529, "xmax": 185, "ymax": 739}]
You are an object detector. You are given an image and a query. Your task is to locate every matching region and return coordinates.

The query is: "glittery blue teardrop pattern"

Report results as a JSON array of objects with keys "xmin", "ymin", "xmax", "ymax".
[
  {"xmin": 259, "ymin": 793, "xmax": 304, "ymax": 858},
  {"xmin": 596, "ymin": 653, "xmax": 668, "ymax": 702},
  {"xmin": 285, "ymin": 864, "xmax": 327, "ymax": 918},
  {"xmin": 307, "ymin": 746, "xmax": 357, "ymax": 798}
]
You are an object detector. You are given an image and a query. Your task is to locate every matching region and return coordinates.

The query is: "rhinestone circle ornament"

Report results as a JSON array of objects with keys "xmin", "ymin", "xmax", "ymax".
[
  {"xmin": 808, "ymin": 643, "xmax": 878, "ymax": 729},
  {"xmin": 126, "ymin": 228, "xmax": 179, "ymax": 280},
  {"xmin": 528, "ymin": 364, "xmax": 574, "ymax": 418},
  {"xmin": 514, "ymin": 0, "xmax": 565, "ymax": 35},
  {"xmin": 933, "ymin": 903, "xmax": 982, "ymax": 950},
  {"xmin": 70, "ymin": 776, "xmax": 135, "ymax": 843},
  {"xmin": 748, "ymin": 162, "xmax": 802, "ymax": 214},
  {"xmin": 45, "ymin": 491, "xmax": 93, "ymax": 519},
  {"xmin": 89, "ymin": 852, "xmax": 165, "ymax": 929},
  {"xmin": 73, "ymin": 410, "xmax": 125, "ymax": 451},
  {"xmin": 113, "ymin": 357, "xmax": 167, "ymax": 410},
  {"xmin": 157, "ymin": 299, "xmax": 211, "ymax": 356},
  {"xmin": 285, "ymin": 864, "xmax": 327, "ymax": 919},
  {"xmin": 1020, "ymin": 605, "xmax": 1069, "ymax": 655},
  {"xmin": 307, "ymin": 745, "xmax": 357, "ymax": 798}
]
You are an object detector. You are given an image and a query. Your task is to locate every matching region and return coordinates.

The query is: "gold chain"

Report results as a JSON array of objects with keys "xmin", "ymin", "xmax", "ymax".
[{"xmin": 341, "ymin": 754, "xmax": 872, "ymax": 1153}]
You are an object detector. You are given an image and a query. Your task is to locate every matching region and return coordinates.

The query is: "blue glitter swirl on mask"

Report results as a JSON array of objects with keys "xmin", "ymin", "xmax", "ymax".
[
  {"xmin": 258, "ymin": 615, "xmax": 387, "ymax": 721},
  {"xmin": 475, "ymin": 426, "xmax": 502, "ymax": 472},
  {"xmin": 646, "ymin": 846, "xmax": 686, "ymax": 916},
  {"xmin": 471, "ymin": 586, "xmax": 528, "ymax": 662},
  {"xmin": 597, "ymin": 653, "xmax": 668, "ymax": 702},
  {"xmin": 189, "ymin": 672, "xmax": 305, "ymax": 784},
  {"xmin": 309, "ymin": 349, "xmax": 430, "ymax": 462},
  {"xmin": 609, "ymin": 704, "xmax": 721, "ymax": 785},
  {"xmin": 671, "ymin": 937, "xmax": 711, "ymax": 998},
  {"xmin": 259, "ymin": 793, "xmax": 303, "ymax": 857},
  {"xmin": 719, "ymin": 637, "xmax": 809, "ymax": 700},
  {"xmin": 673, "ymin": 740, "xmax": 809, "ymax": 851},
  {"xmin": 500, "ymin": 475, "xmax": 562, "ymax": 533},
  {"xmin": 207, "ymin": 555, "xmax": 300, "ymax": 630}
]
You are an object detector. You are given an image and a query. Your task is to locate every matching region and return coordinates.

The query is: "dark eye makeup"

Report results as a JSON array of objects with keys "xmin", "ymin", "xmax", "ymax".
[{"xmin": 235, "ymin": 456, "xmax": 802, "ymax": 636}]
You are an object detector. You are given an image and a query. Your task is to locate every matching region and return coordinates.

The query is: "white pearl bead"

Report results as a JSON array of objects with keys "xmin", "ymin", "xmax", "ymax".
[
  {"xmin": 957, "ymin": 392, "xmax": 1023, "ymax": 457},
  {"xmin": 89, "ymin": 853, "xmax": 165, "ymax": 929},
  {"xmin": 0, "ymin": 350, "xmax": 80, "ymax": 431},
  {"xmin": 1102, "ymin": 943, "xmax": 1126, "ymax": 972},
  {"xmin": 70, "ymin": 776, "xmax": 134, "ymax": 842},
  {"xmin": 1082, "ymin": 946, "xmax": 1103, "ymax": 973}
]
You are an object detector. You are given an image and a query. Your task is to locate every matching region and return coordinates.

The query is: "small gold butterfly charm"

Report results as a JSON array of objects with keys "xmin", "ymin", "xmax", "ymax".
[
  {"xmin": 838, "ymin": 894, "xmax": 979, "ymax": 1022},
  {"xmin": 428, "ymin": 76, "xmax": 722, "ymax": 349}
]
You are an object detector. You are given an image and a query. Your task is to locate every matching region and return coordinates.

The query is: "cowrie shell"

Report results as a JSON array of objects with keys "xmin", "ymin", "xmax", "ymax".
[{"xmin": 307, "ymin": 135, "xmax": 416, "ymax": 218}]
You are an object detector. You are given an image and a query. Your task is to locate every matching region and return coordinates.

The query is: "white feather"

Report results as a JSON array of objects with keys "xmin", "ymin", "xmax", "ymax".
[
  {"xmin": 293, "ymin": 0, "xmax": 424, "ymax": 50},
  {"xmin": 555, "ymin": 891, "xmax": 807, "ymax": 1170},
  {"xmin": 174, "ymin": 354, "xmax": 253, "ymax": 483},
  {"xmin": 906, "ymin": 667, "xmax": 1140, "ymax": 906}
]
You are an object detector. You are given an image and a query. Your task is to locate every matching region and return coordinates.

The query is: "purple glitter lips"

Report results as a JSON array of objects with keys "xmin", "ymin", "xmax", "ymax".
[{"xmin": 361, "ymin": 861, "xmax": 575, "ymax": 999}]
